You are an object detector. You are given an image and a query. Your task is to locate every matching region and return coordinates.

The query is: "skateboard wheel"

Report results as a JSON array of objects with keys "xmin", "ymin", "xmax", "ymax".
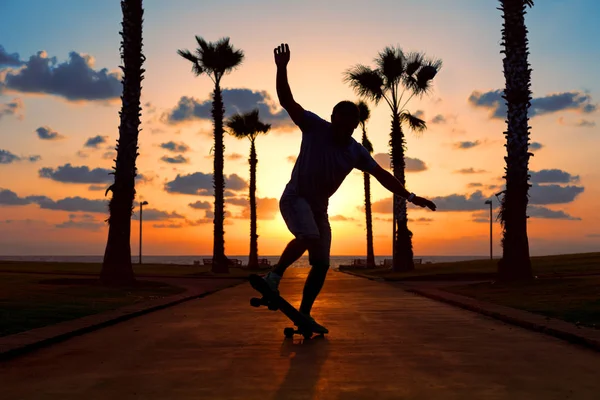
[
  {"xmin": 250, "ymin": 298, "xmax": 262, "ymax": 307},
  {"xmin": 283, "ymin": 327, "xmax": 295, "ymax": 338},
  {"xmin": 302, "ymin": 331, "xmax": 312, "ymax": 339},
  {"xmin": 267, "ymin": 303, "xmax": 279, "ymax": 311}
]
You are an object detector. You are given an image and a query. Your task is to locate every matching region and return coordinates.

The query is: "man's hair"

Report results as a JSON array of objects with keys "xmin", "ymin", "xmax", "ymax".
[{"xmin": 332, "ymin": 101, "xmax": 360, "ymax": 120}]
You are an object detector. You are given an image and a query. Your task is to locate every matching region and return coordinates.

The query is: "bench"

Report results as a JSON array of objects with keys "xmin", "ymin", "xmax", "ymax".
[
  {"xmin": 380, "ymin": 258, "xmax": 423, "ymax": 267},
  {"xmin": 258, "ymin": 258, "xmax": 271, "ymax": 267}
]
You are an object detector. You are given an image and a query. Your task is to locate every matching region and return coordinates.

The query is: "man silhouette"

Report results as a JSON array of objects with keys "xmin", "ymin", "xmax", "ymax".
[{"xmin": 265, "ymin": 43, "xmax": 437, "ymax": 333}]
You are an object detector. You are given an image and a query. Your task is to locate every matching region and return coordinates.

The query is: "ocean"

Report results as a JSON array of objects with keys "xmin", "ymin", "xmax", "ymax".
[{"xmin": 0, "ymin": 255, "xmax": 493, "ymax": 268}]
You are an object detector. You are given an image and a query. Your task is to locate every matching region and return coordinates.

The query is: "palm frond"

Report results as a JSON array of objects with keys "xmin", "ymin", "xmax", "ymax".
[
  {"xmin": 404, "ymin": 52, "xmax": 424, "ymax": 77},
  {"xmin": 357, "ymin": 100, "xmax": 371, "ymax": 124},
  {"xmin": 376, "ymin": 46, "xmax": 405, "ymax": 87},
  {"xmin": 226, "ymin": 109, "xmax": 270, "ymax": 140},
  {"xmin": 415, "ymin": 58, "xmax": 443, "ymax": 94},
  {"xmin": 177, "ymin": 49, "xmax": 204, "ymax": 76},
  {"xmin": 400, "ymin": 111, "xmax": 427, "ymax": 135},
  {"xmin": 525, "ymin": 0, "xmax": 534, "ymax": 7},
  {"xmin": 344, "ymin": 65, "xmax": 385, "ymax": 103}
]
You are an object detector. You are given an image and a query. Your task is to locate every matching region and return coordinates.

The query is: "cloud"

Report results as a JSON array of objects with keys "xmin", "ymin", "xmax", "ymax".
[
  {"xmin": 34, "ymin": 196, "xmax": 108, "ymax": 213},
  {"xmin": 455, "ymin": 168, "xmax": 487, "ymax": 174},
  {"xmin": 431, "ymin": 114, "xmax": 446, "ymax": 124},
  {"xmin": 189, "ymin": 200, "xmax": 212, "ymax": 209},
  {"xmin": 455, "ymin": 141, "xmax": 480, "ymax": 149},
  {"xmin": 330, "ymin": 215, "xmax": 356, "ymax": 222},
  {"xmin": 160, "ymin": 141, "xmax": 190, "ymax": 153},
  {"xmin": 468, "ymin": 183, "xmax": 484, "ymax": 188},
  {"xmin": 55, "ymin": 214, "xmax": 104, "ymax": 231},
  {"xmin": 530, "ymin": 142, "xmax": 543, "ymax": 151},
  {"xmin": 227, "ymin": 153, "xmax": 244, "ymax": 161},
  {"xmin": 287, "ymin": 155, "xmax": 297, "ymax": 163},
  {"xmin": 132, "ymin": 208, "xmax": 184, "ymax": 221},
  {"xmin": 1, "ymin": 50, "xmax": 121, "ymax": 101},
  {"xmin": 0, "ymin": 149, "xmax": 19, "ymax": 164},
  {"xmin": 409, "ymin": 217, "xmax": 434, "ymax": 224},
  {"xmin": 587, "ymin": 234, "xmax": 600, "ymax": 238},
  {"xmin": 88, "ymin": 185, "xmax": 105, "ymax": 191},
  {"xmin": 530, "ymin": 169, "xmax": 579, "ymax": 184},
  {"xmin": 164, "ymin": 172, "xmax": 248, "ymax": 195},
  {"xmin": 162, "ymin": 89, "xmax": 295, "ymax": 130},
  {"xmin": 0, "ymin": 98, "xmax": 24, "ymax": 120},
  {"xmin": 39, "ymin": 163, "xmax": 112, "ymax": 183},
  {"xmin": 469, "ymin": 89, "xmax": 598, "ymax": 119},
  {"xmin": 227, "ymin": 197, "xmax": 248, "ymax": 207},
  {"xmin": 413, "ymin": 110, "xmax": 425, "ymax": 119},
  {"xmin": 0, "ymin": 188, "xmax": 30, "ymax": 205},
  {"xmin": 558, "ymin": 117, "xmax": 597, "ymax": 128},
  {"xmin": 529, "ymin": 184, "xmax": 584, "ymax": 205},
  {"xmin": 0, "ymin": 45, "xmax": 23, "ymax": 67},
  {"xmin": 102, "ymin": 151, "xmax": 116, "ymax": 160},
  {"xmin": 0, "ymin": 150, "xmax": 41, "ymax": 164},
  {"xmin": 36, "ymin": 126, "xmax": 64, "ymax": 140},
  {"xmin": 373, "ymin": 153, "xmax": 427, "ymax": 172},
  {"xmin": 238, "ymin": 197, "xmax": 278, "ymax": 220},
  {"xmin": 84, "ymin": 135, "xmax": 108, "ymax": 148},
  {"xmin": 161, "ymin": 155, "xmax": 189, "ymax": 164},
  {"xmin": 527, "ymin": 205, "xmax": 580, "ymax": 220}
]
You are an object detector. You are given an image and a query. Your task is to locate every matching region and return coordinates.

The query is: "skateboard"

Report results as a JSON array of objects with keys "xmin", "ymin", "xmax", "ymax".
[{"xmin": 248, "ymin": 274, "xmax": 325, "ymax": 339}]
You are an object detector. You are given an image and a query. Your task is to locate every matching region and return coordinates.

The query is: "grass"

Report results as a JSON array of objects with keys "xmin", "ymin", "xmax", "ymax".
[
  {"xmin": 0, "ymin": 260, "xmax": 270, "ymax": 279},
  {"xmin": 444, "ymin": 276, "xmax": 600, "ymax": 330},
  {"xmin": 339, "ymin": 252, "xmax": 600, "ymax": 281},
  {"xmin": 0, "ymin": 272, "xmax": 186, "ymax": 337}
]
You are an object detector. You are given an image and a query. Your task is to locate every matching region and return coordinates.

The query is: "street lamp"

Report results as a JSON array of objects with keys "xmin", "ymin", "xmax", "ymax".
[
  {"xmin": 484, "ymin": 200, "xmax": 493, "ymax": 260},
  {"xmin": 139, "ymin": 201, "xmax": 148, "ymax": 265}
]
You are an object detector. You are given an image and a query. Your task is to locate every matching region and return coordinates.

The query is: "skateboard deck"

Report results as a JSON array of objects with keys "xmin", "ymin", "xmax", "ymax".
[{"xmin": 248, "ymin": 274, "xmax": 324, "ymax": 338}]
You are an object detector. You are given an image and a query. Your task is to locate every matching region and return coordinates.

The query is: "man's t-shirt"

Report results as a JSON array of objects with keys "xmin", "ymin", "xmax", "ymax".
[{"xmin": 284, "ymin": 110, "xmax": 378, "ymax": 211}]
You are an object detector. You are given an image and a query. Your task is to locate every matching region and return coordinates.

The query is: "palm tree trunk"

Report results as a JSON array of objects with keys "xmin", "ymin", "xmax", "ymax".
[
  {"xmin": 248, "ymin": 139, "xmax": 259, "ymax": 269},
  {"xmin": 100, "ymin": 0, "xmax": 144, "ymax": 286},
  {"xmin": 211, "ymin": 82, "xmax": 228, "ymax": 273},
  {"xmin": 361, "ymin": 129, "xmax": 375, "ymax": 268},
  {"xmin": 363, "ymin": 171, "xmax": 375, "ymax": 267},
  {"xmin": 389, "ymin": 112, "xmax": 414, "ymax": 272},
  {"xmin": 498, "ymin": 0, "xmax": 533, "ymax": 282}
]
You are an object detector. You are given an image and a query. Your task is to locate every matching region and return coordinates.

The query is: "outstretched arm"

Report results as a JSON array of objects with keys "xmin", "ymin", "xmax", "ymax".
[
  {"xmin": 274, "ymin": 43, "xmax": 305, "ymax": 127},
  {"xmin": 370, "ymin": 164, "xmax": 437, "ymax": 211}
]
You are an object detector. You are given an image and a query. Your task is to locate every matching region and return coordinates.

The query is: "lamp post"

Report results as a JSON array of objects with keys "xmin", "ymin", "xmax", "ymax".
[
  {"xmin": 484, "ymin": 200, "xmax": 493, "ymax": 260},
  {"xmin": 139, "ymin": 201, "xmax": 148, "ymax": 265}
]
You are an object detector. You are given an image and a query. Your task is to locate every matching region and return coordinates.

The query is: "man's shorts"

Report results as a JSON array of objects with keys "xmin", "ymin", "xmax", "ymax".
[{"xmin": 279, "ymin": 193, "xmax": 331, "ymax": 266}]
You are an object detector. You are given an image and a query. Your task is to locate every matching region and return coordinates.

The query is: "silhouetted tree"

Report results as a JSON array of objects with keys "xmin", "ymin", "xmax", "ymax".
[
  {"xmin": 357, "ymin": 101, "xmax": 376, "ymax": 268},
  {"xmin": 497, "ymin": 0, "xmax": 535, "ymax": 282},
  {"xmin": 345, "ymin": 47, "xmax": 442, "ymax": 271},
  {"xmin": 226, "ymin": 109, "xmax": 271, "ymax": 269},
  {"xmin": 101, "ymin": 0, "xmax": 145, "ymax": 286},
  {"xmin": 178, "ymin": 37, "xmax": 244, "ymax": 273}
]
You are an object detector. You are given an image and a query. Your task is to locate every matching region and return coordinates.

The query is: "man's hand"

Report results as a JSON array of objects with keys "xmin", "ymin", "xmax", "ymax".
[
  {"xmin": 411, "ymin": 196, "xmax": 437, "ymax": 211},
  {"xmin": 274, "ymin": 43, "xmax": 290, "ymax": 68}
]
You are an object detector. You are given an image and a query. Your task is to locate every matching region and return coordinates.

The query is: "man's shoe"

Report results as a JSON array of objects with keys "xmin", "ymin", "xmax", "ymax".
[
  {"xmin": 301, "ymin": 312, "xmax": 329, "ymax": 334},
  {"xmin": 262, "ymin": 271, "xmax": 281, "ymax": 295}
]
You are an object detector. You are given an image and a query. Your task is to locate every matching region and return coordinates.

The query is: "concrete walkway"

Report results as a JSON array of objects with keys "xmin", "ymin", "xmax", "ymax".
[{"xmin": 1, "ymin": 269, "xmax": 599, "ymax": 400}]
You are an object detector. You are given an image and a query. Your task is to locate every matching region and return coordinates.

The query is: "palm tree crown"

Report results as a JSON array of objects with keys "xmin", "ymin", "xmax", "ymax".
[
  {"xmin": 226, "ymin": 109, "xmax": 271, "ymax": 141},
  {"xmin": 178, "ymin": 36, "xmax": 244, "ymax": 84}
]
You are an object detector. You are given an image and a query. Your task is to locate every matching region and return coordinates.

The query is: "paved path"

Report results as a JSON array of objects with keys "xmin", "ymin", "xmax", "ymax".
[{"xmin": 1, "ymin": 269, "xmax": 599, "ymax": 399}]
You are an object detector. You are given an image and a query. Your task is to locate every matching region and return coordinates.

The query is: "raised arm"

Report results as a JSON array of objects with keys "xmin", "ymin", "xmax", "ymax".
[{"xmin": 274, "ymin": 43, "xmax": 305, "ymax": 127}]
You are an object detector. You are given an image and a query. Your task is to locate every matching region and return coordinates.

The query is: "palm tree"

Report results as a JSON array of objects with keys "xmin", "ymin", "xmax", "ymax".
[
  {"xmin": 497, "ymin": 0, "xmax": 535, "ymax": 282},
  {"xmin": 357, "ymin": 101, "xmax": 376, "ymax": 268},
  {"xmin": 101, "ymin": 0, "xmax": 145, "ymax": 286},
  {"xmin": 226, "ymin": 109, "xmax": 271, "ymax": 269},
  {"xmin": 345, "ymin": 47, "xmax": 442, "ymax": 271},
  {"xmin": 178, "ymin": 37, "xmax": 244, "ymax": 273}
]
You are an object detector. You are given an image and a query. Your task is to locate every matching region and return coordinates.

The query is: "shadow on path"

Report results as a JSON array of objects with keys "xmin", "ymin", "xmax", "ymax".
[{"xmin": 273, "ymin": 335, "xmax": 330, "ymax": 400}]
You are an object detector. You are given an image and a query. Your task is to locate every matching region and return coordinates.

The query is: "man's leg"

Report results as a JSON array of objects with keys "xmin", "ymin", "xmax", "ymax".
[
  {"xmin": 272, "ymin": 238, "xmax": 307, "ymax": 277},
  {"xmin": 299, "ymin": 212, "xmax": 332, "ymax": 315},
  {"xmin": 272, "ymin": 194, "xmax": 319, "ymax": 278}
]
